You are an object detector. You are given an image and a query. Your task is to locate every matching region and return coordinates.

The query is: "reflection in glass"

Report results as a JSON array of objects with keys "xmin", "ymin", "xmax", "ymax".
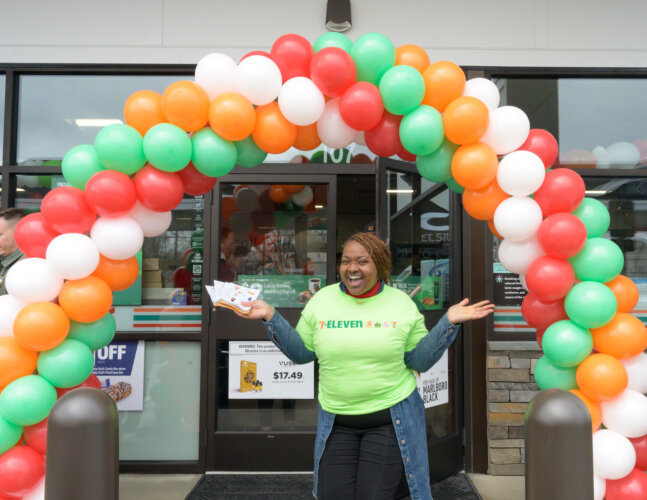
[
  {"xmin": 17, "ymin": 75, "xmax": 181, "ymax": 165},
  {"xmin": 119, "ymin": 341, "xmax": 200, "ymax": 460},
  {"xmin": 0, "ymin": 74, "xmax": 4, "ymax": 163}
]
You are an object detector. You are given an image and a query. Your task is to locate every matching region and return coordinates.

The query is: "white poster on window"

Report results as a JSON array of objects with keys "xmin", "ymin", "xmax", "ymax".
[
  {"xmin": 415, "ymin": 350, "xmax": 449, "ymax": 408},
  {"xmin": 228, "ymin": 341, "xmax": 314, "ymax": 399},
  {"xmin": 93, "ymin": 340, "xmax": 145, "ymax": 411}
]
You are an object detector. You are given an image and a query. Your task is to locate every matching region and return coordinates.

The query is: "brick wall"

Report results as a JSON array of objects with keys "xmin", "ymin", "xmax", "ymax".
[{"xmin": 487, "ymin": 344, "xmax": 542, "ymax": 475}]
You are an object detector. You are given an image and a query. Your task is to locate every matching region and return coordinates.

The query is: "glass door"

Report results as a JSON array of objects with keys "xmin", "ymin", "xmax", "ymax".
[{"xmin": 376, "ymin": 157, "xmax": 465, "ymax": 481}]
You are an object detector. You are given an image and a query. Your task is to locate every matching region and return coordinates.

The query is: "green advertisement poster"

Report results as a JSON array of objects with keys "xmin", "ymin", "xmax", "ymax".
[
  {"xmin": 238, "ymin": 275, "xmax": 326, "ymax": 308},
  {"xmin": 391, "ymin": 275, "xmax": 443, "ymax": 310}
]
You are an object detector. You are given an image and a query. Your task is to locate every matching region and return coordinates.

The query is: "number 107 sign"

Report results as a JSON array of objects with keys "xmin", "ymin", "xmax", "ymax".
[{"xmin": 228, "ymin": 341, "xmax": 315, "ymax": 400}]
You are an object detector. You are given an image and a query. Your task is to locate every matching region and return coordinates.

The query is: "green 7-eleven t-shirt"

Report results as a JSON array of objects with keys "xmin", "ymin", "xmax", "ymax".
[{"xmin": 296, "ymin": 283, "xmax": 429, "ymax": 415}]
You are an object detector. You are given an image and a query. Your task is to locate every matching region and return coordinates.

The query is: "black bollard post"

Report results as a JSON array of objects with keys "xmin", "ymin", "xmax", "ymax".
[
  {"xmin": 525, "ymin": 389, "xmax": 593, "ymax": 500},
  {"xmin": 45, "ymin": 388, "xmax": 119, "ymax": 500}
]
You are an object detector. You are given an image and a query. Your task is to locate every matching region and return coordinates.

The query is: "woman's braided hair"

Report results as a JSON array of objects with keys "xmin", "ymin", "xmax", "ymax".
[{"xmin": 343, "ymin": 232, "xmax": 392, "ymax": 284}]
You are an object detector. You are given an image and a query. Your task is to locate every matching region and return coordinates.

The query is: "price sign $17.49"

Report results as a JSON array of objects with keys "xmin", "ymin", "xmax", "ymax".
[{"xmin": 273, "ymin": 371, "xmax": 303, "ymax": 380}]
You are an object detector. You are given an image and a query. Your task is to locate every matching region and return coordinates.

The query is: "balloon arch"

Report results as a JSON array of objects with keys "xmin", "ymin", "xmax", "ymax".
[{"xmin": 1, "ymin": 32, "xmax": 647, "ymax": 499}]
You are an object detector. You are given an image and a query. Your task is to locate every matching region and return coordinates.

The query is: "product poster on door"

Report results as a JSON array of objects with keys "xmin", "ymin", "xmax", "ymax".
[
  {"xmin": 415, "ymin": 350, "xmax": 449, "ymax": 408},
  {"xmin": 228, "ymin": 341, "xmax": 314, "ymax": 399},
  {"xmin": 93, "ymin": 340, "xmax": 145, "ymax": 411}
]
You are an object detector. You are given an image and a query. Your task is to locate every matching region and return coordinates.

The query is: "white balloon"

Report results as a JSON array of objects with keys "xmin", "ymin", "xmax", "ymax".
[
  {"xmin": 462, "ymin": 77, "xmax": 500, "ymax": 111},
  {"xmin": 592, "ymin": 429, "xmax": 636, "ymax": 479},
  {"xmin": 235, "ymin": 55, "xmax": 282, "ymax": 106},
  {"xmin": 621, "ymin": 353, "xmax": 647, "ymax": 393},
  {"xmin": 480, "ymin": 106, "xmax": 530, "ymax": 155},
  {"xmin": 292, "ymin": 186, "xmax": 314, "ymax": 207},
  {"xmin": 194, "ymin": 52, "xmax": 237, "ymax": 100},
  {"xmin": 601, "ymin": 390, "xmax": 647, "ymax": 438},
  {"xmin": 606, "ymin": 141, "xmax": 640, "ymax": 169},
  {"xmin": 519, "ymin": 274, "xmax": 529, "ymax": 292},
  {"xmin": 5, "ymin": 258, "xmax": 64, "ymax": 304},
  {"xmin": 46, "ymin": 233, "xmax": 100, "ymax": 280},
  {"xmin": 128, "ymin": 201, "xmax": 172, "ymax": 237},
  {"xmin": 91, "ymin": 217, "xmax": 144, "ymax": 260},
  {"xmin": 317, "ymin": 98, "xmax": 356, "ymax": 149},
  {"xmin": 593, "ymin": 475, "xmax": 606, "ymax": 500},
  {"xmin": 493, "ymin": 197, "xmax": 543, "ymax": 242},
  {"xmin": 497, "ymin": 151, "xmax": 546, "ymax": 197},
  {"xmin": 23, "ymin": 477, "xmax": 45, "ymax": 500},
  {"xmin": 278, "ymin": 77, "xmax": 325, "ymax": 126},
  {"xmin": 0, "ymin": 294, "xmax": 26, "ymax": 337},
  {"xmin": 230, "ymin": 211, "xmax": 253, "ymax": 236},
  {"xmin": 497, "ymin": 235, "xmax": 544, "ymax": 275}
]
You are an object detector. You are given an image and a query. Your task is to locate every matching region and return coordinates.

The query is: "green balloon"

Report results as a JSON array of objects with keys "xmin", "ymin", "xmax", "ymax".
[
  {"xmin": 281, "ymin": 201, "xmax": 302, "ymax": 218},
  {"xmin": 0, "ymin": 375, "xmax": 57, "ymax": 426},
  {"xmin": 565, "ymin": 281, "xmax": 617, "ymax": 329},
  {"xmin": 572, "ymin": 198, "xmax": 610, "ymax": 238},
  {"xmin": 534, "ymin": 356, "xmax": 578, "ymax": 390},
  {"xmin": 313, "ymin": 32, "xmax": 353, "ymax": 53},
  {"xmin": 192, "ymin": 128, "xmax": 237, "ymax": 177},
  {"xmin": 143, "ymin": 123, "xmax": 192, "ymax": 172},
  {"xmin": 350, "ymin": 33, "xmax": 395, "ymax": 86},
  {"xmin": 399, "ymin": 105, "xmax": 444, "ymax": 156},
  {"xmin": 568, "ymin": 237, "xmax": 624, "ymax": 283},
  {"xmin": 235, "ymin": 136, "xmax": 267, "ymax": 168},
  {"xmin": 445, "ymin": 177, "xmax": 465, "ymax": 194},
  {"xmin": 274, "ymin": 210, "xmax": 292, "ymax": 228},
  {"xmin": 0, "ymin": 414, "xmax": 22, "ymax": 455},
  {"xmin": 61, "ymin": 144, "xmax": 106, "ymax": 189},
  {"xmin": 94, "ymin": 123, "xmax": 146, "ymax": 175},
  {"xmin": 416, "ymin": 139, "xmax": 459, "ymax": 183},
  {"xmin": 379, "ymin": 65, "xmax": 425, "ymax": 116},
  {"xmin": 67, "ymin": 313, "xmax": 116, "ymax": 351},
  {"xmin": 37, "ymin": 339, "xmax": 95, "ymax": 389},
  {"xmin": 542, "ymin": 320, "xmax": 593, "ymax": 367}
]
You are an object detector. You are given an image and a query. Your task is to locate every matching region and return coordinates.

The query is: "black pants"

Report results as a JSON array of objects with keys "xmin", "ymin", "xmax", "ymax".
[{"xmin": 317, "ymin": 422, "xmax": 404, "ymax": 500}]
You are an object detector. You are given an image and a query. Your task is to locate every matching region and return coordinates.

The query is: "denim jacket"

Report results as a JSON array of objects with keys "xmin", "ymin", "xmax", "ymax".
[{"xmin": 263, "ymin": 287, "xmax": 460, "ymax": 499}]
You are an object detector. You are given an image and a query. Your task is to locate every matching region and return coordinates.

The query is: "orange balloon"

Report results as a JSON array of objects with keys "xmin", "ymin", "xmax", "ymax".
[
  {"xmin": 13, "ymin": 302, "xmax": 70, "ymax": 352},
  {"xmin": 282, "ymin": 185, "xmax": 305, "ymax": 194},
  {"xmin": 93, "ymin": 255, "xmax": 140, "ymax": 291},
  {"xmin": 161, "ymin": 80, "xmax": 210, "ymax": 132},
  {"xmin": 590, "ymin": 313, "xmax": 647, "ymax": 359},
  {"xmin": 576, "ymin": 353, "xmax": 628, "ymax": 402},
  {"xmin": 488, "ymin": 219, "xmax": 503, "ymax": 239},
  {"xmin": 421, "ymin": 61, "xmax": 466, "ymax": 113},
  {"xmin": 293, "ymin": 124, "xmax": 322, "ymax": 151},
  {"xmin": 0, "ymin": 338, "xmax": 38, "ymax": 388},
  {"xmin": 569, "ymin": 389, "xmax": 602, "ymax": 432},
  {"xmin": 208, "ymin": 92, "xmax": 256, "ymax": 141},
  {"xmin": 268, "ymin": 186, "xmax": 291, "ymax": 204},
  {"xmin": 443, "ymin": 97, "xmax": 489, "ymax": 145},
  {"xmin": 252, "ymin": 102, "xmax": 297, "ymax": 154},
  {"xmin": 59, "ymin": 276, "xmax": 113, "ymax": 323},
  {"xmin": 222, "ymin": 195, "xmax": 238, "ymax": 222},
  {"xmin": 462, "ymin": 179, "xmax": 509, "ymax": 221},
  {"xmin": 451, "ymin": 143, "xmax": 498, "ymax": 190},
  {"xmin": 605, "ymin": 275, "xmax": 639, "ymax": 313},
  {"xmin": 123, "ymin": 90, "xmax": 164, "ymax": 136},
  {"xmin": 395, "ymin": 44, "xmax": 431, "ymax": 74}
]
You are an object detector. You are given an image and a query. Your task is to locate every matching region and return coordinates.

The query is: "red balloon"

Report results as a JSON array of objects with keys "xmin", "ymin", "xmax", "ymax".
[
  {"xmin": 365, "ymin": 112, "xmax": 403, "ymax": 157},
  {"xmin": 536, "ymin": 328, "xmax": 546, "ymax": 348},
  {"xmin": 172, "ymin": 267, "xmax": 192, "ymax": 289},
  {"xmin": 525, "ymin": 256, "xmax": 575, "ymax": 302},
  {"xmin": 605, "ymin": 468, "xmax": 647, "ymax": 500},
  {"xmin": 84, "ymin": 170, "xmax": 137, "ymax": 217},
  {"xmin": 517, "ymin": 129, "xmax": 559, "ymax": 168},
  {"xmin": 41, "ymin": 186, "xmax": 96, "ymax": 234},
  {"xmin": 629, "ymin": 434, "xmax": 647, "ymax": 471},
  {"xmin": 533, "ymin": 169, "xmax": 585, "ymax": 217},
  {"xmin": 56, "ymin": 373, "xmax": 101, "ymax": 399},
  {"xmin": 309, "ymin": 47, "xmax": 356, "ymax": 97},
  {"xmin": 23, "ymin": 418, "xmax": 47, "ymax": 455},
  {"xmin": 133, "ymin": 164, "xmax": 184, "ymax": 212},
  {"xmin": 13, "ymin": 213, "xmax": 59, "ymax": 258},
  {"xmin": 270, "ymin": 34, "xmax": 314, "ymax": 82},
  {"xmin": 398, "ymin": 148, "xmax": 416, "ymax": 162},
  {"xmin": 339, "ymin": 82, "xmax": 384, "ymax": 131},
  {"xmin": 521, "ymin": 291, "xmax": 568, "ymax": 331},
  {"xmin": 176, "ymin": 162, "xmax": 217, "ymax": 196},
  {"xmin": 537, "ymin": 213, "xmax": 587, "ymax": 259},
  {"xmin": 0, "ymin": 445, "xmax": 45, "ymax": 496},
  {"xmin": 240, "ymin": 50, "xmax": 272, "ymax": 62}
]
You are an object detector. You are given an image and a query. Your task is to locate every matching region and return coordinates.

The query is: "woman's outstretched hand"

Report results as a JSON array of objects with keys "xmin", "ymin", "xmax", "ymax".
[
  {"xmin": 233, "ymin": 300, "xmax": 275, "ymax": 322},
  {"xmin": 447, "ymin": 298, "xmax": 495, "ymax": 325}
]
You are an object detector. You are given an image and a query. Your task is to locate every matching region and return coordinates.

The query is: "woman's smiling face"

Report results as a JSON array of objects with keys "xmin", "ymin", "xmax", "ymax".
[{"xmin": 340, "ymin": 241, "xmax": 378, "ymax": 295}]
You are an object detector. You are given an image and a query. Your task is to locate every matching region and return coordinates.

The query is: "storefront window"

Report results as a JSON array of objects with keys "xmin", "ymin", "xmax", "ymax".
[
  {"xmin": 497, "ymin": 77, "xmax": 647, "ymax": 170},
  {"xmin": 17, "ymin": 74, "xmax": 181, "ymax": 165},
  {"xmin": 0, "ymin": 74, "xmax": 5, "ymax": 164}
]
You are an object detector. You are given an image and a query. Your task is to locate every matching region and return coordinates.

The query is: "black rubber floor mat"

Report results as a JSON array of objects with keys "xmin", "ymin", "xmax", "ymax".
[{"xmin": 186, "ymin": 472, "xmax": 482, "ymax": 499}]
